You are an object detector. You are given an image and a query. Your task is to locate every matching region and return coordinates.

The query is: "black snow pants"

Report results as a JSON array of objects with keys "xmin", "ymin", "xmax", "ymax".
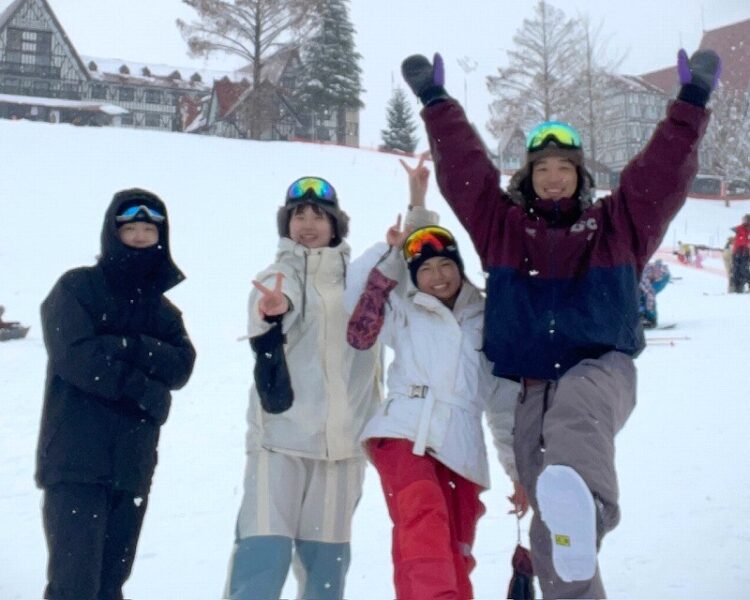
[
  {"xmin": 732, "ymin": 249, "xmax": 750, "ymax": 292},
  {"xmin": 42, "ymin": 482, "xmax": 148, "ymax": 600}
]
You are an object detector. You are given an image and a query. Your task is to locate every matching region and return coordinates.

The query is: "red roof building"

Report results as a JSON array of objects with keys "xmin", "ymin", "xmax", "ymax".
[{"xmin": 642, "ymin": 19, "xmax": 750, "ymax": 94}]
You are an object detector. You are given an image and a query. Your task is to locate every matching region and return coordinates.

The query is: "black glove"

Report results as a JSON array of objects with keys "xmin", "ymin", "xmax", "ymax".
[
  {"xmin": 138, "ymin": 380, "xmax": 172, "ymax": 426},
  {"xmin": 677, "ymin": 48, "xmax": 722, "ymax": 108},
  {"xmin": 250, "ymin": 319, "xmax": 294, "ymax": 414},
  {"xmin": 401, "ymin": 53, "xmax": 448, "ymax": 107}
]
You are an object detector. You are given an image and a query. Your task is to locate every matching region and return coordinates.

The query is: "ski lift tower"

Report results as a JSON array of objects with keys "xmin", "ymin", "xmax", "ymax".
[{"xmin": 456, "ymin": 57, "xmax": 478, "ymax": 115}]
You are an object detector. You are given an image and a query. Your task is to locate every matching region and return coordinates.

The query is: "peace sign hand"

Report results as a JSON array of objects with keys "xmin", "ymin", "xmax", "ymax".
[
  {"xmin": 386, "ymin": 214, "xmax": 413, "ymax": 248},
  {"xmin": 252, "ymin": 273, "xmax": 290, "ymax": 318},
  {"xmin": 399, "ymin": 151, "xmax": 431, "ymax": 208}
]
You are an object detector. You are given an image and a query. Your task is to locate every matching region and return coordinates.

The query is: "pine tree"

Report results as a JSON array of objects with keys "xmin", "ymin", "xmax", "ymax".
[
  {"xmin": 381, "ymin": 87, "xmax": 418, "ymax": 153},
  {"xmin": 296, "ymin": 0, "xmax": 363, "ymax": 144}
]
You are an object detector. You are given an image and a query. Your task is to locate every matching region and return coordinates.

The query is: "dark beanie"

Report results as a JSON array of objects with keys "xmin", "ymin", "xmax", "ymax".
[{"xmin": 407, "ymin": 239, "xmax": 465, "ymax": 286}]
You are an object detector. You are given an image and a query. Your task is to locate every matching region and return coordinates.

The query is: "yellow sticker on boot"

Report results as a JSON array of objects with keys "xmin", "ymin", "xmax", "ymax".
[{"xmin": 554, "ymin": 534, "xmax": 571, "ymax": 546}]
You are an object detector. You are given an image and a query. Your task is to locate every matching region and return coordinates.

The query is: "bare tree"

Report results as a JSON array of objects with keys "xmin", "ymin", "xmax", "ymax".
[
  {"xmin": 486, "ymin": 0, "xmax": 578, "ymax": 138},
  {"xmin": 177, "ymin": 0, "xmax": 314, "ymax": 90},
  {"xmin": 562, "ymin": 15, "xmax": 625, "ymax": 163}
]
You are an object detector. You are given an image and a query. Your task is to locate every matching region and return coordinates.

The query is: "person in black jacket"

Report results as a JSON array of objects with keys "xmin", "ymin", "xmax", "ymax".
[{"xmin": 36, "ymin": 188, "xmax": 196, "ymax": 600}]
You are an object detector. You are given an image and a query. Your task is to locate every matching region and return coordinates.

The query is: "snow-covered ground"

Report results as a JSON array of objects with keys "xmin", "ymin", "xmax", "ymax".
[{"xmin": 1, "ymin": 119, "xmax": 748, "ymax": 599}]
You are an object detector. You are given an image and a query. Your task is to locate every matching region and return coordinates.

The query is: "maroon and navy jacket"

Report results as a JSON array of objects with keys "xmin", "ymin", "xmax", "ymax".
[{"xmin": 422, "ymin": 99, "xmax": 709, "ymax": 380}]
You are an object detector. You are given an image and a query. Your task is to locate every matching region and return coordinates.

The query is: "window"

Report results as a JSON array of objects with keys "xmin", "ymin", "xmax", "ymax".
[
  {"xmin": 145, "ymin": 113, "xmax": 161, "ymax": 128},
  {"xmin": 144, "ymin": 89, "xmax": 162, "ymax": 104},
  {"xmin": 119, "ymin": 87, "xmax": 135, "ymax": 102},
  {"xmin": 2, "ymin": 77, "xmax": 21, "ymax": 93},
  {"xmin": 6, "ymin": 28, "xmax": 52, "ymax": 72},
  {"xmin": 91, "ymin": 84, "xmax": 107, "ymax": 100},
  {"xmin": 33, "ymin": 80, "xmax": 50, "ymax": 96},
  {"xmin": 120, "ymin": 114, "xmax": 134, "ymax": 126}
]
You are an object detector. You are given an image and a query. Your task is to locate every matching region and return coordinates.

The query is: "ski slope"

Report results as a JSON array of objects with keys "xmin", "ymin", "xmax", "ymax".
[{"xmin": 1, "ymin": 119, "xmax": 748, "ymax": 599}]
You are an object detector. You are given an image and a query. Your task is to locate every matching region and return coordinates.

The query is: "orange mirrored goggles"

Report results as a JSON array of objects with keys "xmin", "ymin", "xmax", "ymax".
[{"xmin": 402, "ymin": 226, "xmax": 458, "ymax": 263}]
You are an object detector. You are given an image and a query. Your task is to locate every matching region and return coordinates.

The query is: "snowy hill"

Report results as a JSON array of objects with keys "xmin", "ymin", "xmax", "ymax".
[{"xmin": 1, "ymin": 119, "xmax": 748, "ymax": 599}]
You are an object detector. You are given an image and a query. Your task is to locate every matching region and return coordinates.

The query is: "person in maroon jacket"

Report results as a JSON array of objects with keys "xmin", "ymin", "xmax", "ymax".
[{"xmin": 401, "ymin": 48, "xmax": 721, "ymax": 599}]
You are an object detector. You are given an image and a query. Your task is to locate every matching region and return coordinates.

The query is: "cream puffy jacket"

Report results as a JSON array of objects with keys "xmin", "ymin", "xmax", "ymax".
[
  {"xmin": 345, "ymin": 243, "xmax": 519, "ymax": 487},
  {"xmin": 246, "ymin": 238, "xmax": 381, "ymax": 460}
]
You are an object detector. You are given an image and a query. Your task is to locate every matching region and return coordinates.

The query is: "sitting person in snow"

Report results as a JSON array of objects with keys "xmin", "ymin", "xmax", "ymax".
[
  {"xmin": 345, "ymin": 155, "xmax": 524, "ymax": 600},
  {"xmin": 401, "ymin": 45, "xmax": 720, "ymax": 599},
  {"xmin": 0, "ymin": 305, "xmax": 20, "ymax": 329},
  {"xmin": 639, "ymin": 259, "xmax": 672, "ymax": 328},
  {"xmin": 0, "ymin": 305, "xmax": 29, "ymax": 340}
]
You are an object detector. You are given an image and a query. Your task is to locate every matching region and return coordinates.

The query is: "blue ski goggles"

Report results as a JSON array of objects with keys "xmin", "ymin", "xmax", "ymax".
[{"xmin": 115, "ymin": 204, "xmax": 166, "ymax": 224}]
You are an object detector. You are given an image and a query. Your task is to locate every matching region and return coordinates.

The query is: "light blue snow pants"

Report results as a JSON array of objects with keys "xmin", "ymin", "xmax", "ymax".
[{"xmin": 226, "ymin": 535, "xmax": 350, "ymax": 600}]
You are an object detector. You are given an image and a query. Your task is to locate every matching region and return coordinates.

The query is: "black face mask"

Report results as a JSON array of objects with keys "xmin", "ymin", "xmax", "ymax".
[{"xmin": 101, "ymin": 239, "xmax": 168, "ymax": 295}]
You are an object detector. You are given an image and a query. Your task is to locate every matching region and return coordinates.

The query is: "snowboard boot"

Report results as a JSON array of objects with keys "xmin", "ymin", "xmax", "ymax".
[{"xmin": 537, "ymin": 465, "xmax": 597, "ymax": 582}]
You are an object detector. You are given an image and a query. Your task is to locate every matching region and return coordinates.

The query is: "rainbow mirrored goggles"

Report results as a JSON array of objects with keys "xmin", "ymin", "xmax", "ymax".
[
  {"xmin": 526, "ymin": 121, "xmax": 582, "ymax": 152},
  {"xmin": 286, "ymin": 176, "xmax": 337, "ymax": 205},
  {"xmin": 115, "ymin": 204, "xmax": 166, "ymax": 223},
  {"xmin": 402, "ymin": 226, "xmax": 458, "ymax": 263}
]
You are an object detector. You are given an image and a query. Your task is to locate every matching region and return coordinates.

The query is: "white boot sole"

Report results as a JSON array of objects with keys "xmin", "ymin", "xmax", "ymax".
[{"xmin": 537, "ymin": 465, "xmax": 597, "ymax": 582}]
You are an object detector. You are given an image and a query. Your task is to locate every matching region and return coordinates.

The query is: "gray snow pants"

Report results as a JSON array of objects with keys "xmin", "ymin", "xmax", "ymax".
[{"xmin": 514, "ymin": 351, "xmax": 636, "ymax": 599}]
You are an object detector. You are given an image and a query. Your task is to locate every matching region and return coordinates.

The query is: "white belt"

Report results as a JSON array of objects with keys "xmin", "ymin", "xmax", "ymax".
[{"xmin": 389, "ymin": 384, "xmax": 433, "ymax": 455}]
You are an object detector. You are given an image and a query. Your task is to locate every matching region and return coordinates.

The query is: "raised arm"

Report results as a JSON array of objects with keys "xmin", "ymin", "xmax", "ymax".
[
  {"xmin": 402, "ymin": 53, "xmax": 510, "ymax": 265},
  {"xmin": 614, "ymin": 49, "xmax": 719, "ymax": 267},
  {"xmin": 346, "ymin": 217, "xmax": 410, "ymax": 350}
]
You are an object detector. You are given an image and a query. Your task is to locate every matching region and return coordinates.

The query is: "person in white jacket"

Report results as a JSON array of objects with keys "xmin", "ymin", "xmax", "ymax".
[
  {"xmin": 225, "ymin": 177, "xmax": 381, "ymax": 600},
  {"xmin": 345, "ymin": 157, "xmax": 526, "ymax": 600}
]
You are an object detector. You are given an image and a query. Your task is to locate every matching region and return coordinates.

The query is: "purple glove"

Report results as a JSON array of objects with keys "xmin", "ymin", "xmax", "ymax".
[
  {"xmin": 677, "ymin": 48, "xmax": 721, "ymax": 107},
  {"xmin": 401, "ymin": 53, "xmax": 448, "ymax": 106}
]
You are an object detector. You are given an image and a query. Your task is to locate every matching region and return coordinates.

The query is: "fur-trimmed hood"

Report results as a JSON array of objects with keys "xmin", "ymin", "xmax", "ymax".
[{"xmin": 506, "ymin": 161, "xmax": 597, "ymax": 214}]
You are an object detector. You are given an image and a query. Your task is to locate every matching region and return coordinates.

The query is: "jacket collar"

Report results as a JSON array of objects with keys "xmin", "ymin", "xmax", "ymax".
[{"xmin": 412, "ymin": 281, "xmax": 484, "ymax": 319}]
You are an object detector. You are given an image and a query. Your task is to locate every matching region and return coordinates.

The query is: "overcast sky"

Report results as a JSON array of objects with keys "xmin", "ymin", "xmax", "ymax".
[{"xmin": 49, "ymin": 0, "xmax": 750, "ymax": 148}]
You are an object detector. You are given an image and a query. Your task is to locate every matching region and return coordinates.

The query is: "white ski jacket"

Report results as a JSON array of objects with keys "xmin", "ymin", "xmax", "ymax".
[
  {"xmin": 246, "ymin": 238, "xmax": 381, "ymax": 461},
  {"xmin": 345, "ymin": 243, "xmax": 519, "ymax": 487}
]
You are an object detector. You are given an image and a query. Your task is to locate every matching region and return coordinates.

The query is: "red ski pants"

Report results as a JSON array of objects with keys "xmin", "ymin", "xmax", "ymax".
[{"xmin": 367, "ymin": 438, "xmax": 485, "ymax": 600}]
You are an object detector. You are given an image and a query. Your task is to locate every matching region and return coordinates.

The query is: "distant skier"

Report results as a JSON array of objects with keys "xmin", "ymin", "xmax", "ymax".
[
  {"xmin": 401, "ymin": 46, "xmax": 720, "ymax": 599},
  {"xmin": 639, "ymin": 260, "xmax": 672, "ymax": 328},
  {"xmin": 35, "ymin": 189, "xmax": 196, "ymax": 599},
  {"xmin": 731, "ymin": 214, "xmax": 750, "ymax": 292}
]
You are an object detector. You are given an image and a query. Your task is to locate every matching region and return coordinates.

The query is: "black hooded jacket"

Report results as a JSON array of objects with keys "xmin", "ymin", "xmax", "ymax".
[{"xmin": 35, "ymin": 189, "xmax": 196, "ymax": 495}]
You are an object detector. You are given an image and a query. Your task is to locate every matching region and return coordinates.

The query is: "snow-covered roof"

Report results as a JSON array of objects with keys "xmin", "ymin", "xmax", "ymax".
[
  {"xmin": 608, "ymin": 73, "xmax": 670, "ymax": 96},
  {"xmin": 0, "ymin": 92, "xmax": 128, "ymax": 115},
  {"xmin": 80, "ymin": 55, "xmax": 247, "ymax": 92}
]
